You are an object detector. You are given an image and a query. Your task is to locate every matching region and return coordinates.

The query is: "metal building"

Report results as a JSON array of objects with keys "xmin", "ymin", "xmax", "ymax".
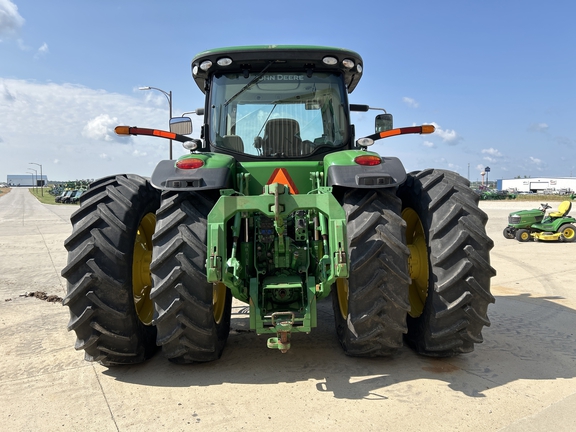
[
  {"xmin": 6, "ymin": 174, "xmax": 49, "ymax": 187},
  {"xmin": 497, "ymin": 177, "xmax": 576, "ymax": 194}
]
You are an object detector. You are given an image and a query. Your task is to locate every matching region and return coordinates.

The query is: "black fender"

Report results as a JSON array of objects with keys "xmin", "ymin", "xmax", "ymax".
[
  {"xmin": 326, "ymin": 156, "xmax": 407, "ymax": 188},
  {"xmin": 151, "ymin": 160, "xmax": 233, "ymax": 192}
]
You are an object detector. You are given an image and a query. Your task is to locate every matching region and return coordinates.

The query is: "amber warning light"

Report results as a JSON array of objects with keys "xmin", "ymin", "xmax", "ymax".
[
  {"xmin": 114, "ymin": 126, "xmax": 191, "ymax": 143},
  {"xmin": 377, "ymin": 125, "xmax": 435, "ymax": 139},
  {"xmin": 357, "ymin": 124, "xmax": 436, "ymax": 147}
]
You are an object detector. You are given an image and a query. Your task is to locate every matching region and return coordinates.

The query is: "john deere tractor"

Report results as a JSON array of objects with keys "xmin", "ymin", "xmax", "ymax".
[
  {"xmin": 62, "ymin": 45, "xmax": 495, "ymax": 365},
  {"xmin": 503, "ymin": 201, "xmax": 576, "ymax": 242}
]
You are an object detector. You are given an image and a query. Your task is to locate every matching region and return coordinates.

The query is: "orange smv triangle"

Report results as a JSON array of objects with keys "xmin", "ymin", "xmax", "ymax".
[{"xmin": 267, "ymin": 168, "xmax": 299, "ymax": 195}]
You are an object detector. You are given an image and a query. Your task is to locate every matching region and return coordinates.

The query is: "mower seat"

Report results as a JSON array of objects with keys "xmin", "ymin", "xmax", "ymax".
[{"xmin": 549, "ymin": 201, "xmax": 572, "ymax": 218}]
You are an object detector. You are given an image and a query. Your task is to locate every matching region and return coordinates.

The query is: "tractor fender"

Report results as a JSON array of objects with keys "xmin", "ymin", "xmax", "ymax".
[
  {"xmin": 151, "ymin": 156, "xmax": 234, "ymax": 192},
  {"xmin": 324, "ymin": 152, "xmax": 407, "ymax": 189}
]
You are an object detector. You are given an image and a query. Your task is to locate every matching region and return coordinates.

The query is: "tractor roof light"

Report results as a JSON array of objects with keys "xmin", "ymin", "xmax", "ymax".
[
  {"xmin": 354, "ymin": 155, "xmax": 382, "ymax": 166},
  {"xmin": 176, "ymin": 158, "xmax": 204, "ymax": 170},
  {"xmin": 322, "ymin": 56, "xmax": 338, "ymax": 65},
  {"xmin": 199, "ymin": 60, "xmax": 213, "ymax": 71},
  {"xmin": 217, "ymin": 57, "xmax": 232, "ymax": 66},
  {"xmin": 356, "ymin": 137, "xmax": 374, "ymax": 147},
  {"xmin": 356, "ymin": 64, "xmax": 363, "ymax": 73},
  {"xmin": 342, "ymin": 59, "xmax": 355, "ymax": 69},
  {"xmin": 182, "ymin": 140, "xmax": 199, "ymax": 150}
]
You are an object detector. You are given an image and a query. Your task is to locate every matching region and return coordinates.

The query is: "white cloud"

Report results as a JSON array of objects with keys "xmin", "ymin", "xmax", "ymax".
[
  {"xmin": 428, "ymin": 122, "xmax": 461, "ymax": 145},
  {"xmin": 481, "ymin": 147, "xmax": 502, "ymax": 157},
  {"xmin": 483, "ymin": 156, "xmax": 496, "ymax": 163},
  {"xmin": 529, "ymin": 123, "xmax": 549, "ymax": 132},
  {"xmin": 529, "ymin": 156, "xmax": 544, "ymax": 171},
  {"xmin": 402, "ymin": 97, "xmax": 419, "ymax": 108},
  {"xmin": 34, "ymin": 42, "xmax": 49, "ymax": 58},
  {"xmin": 423, "ymin": 140, "xmax": 434, "ymax": 148},
  {"xmin": 132, "ymin": 149, "xmax": 148, "ymax": 157},
  {"xmin": 476, "ymin": 164, "xmax": 484, "ymax": 171},
  {"xmin": 0, "ymin": 78, "xmax": 193, "ymax": 180},
  {"xmin": 0, "ymin": 0, "xmax": 24, "ymax": 36},
  {"xmin": 529, "ymin": 156, "xmax": 542, "ymax": 165},
  {"xmin": 16, "ymin": 37, "xmax": 30, "ymax": 51},
  {"xmin": 82, "ymin": 114, "xmax": 122, "ymax": 142},
  {"xmin": 0, "ymin": 81, "xmax": 15, "ymax": 101}
]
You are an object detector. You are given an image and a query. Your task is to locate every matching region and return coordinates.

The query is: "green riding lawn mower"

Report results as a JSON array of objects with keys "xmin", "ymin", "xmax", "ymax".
[
  {"xmin": 503, "ymin": 201, "xmax": 576, "ymax": 242},
  {"xmin": 62, "ymin": 45, "xmax": 495, "ymax": 366}
]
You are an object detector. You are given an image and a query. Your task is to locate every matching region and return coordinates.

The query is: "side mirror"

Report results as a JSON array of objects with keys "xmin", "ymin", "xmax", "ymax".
[
  {"xmin": 375, "ymin": 113, "xmax": 393, "ymax": 132},
  {"xmin": 169, "ymin": 117, "xmax": 192, "ymax": 135}
]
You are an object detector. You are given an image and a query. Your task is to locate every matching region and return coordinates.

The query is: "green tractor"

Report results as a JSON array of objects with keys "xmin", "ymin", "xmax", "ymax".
[
  {"xmin": 62, "ymin": 45, "xmax": 495, "ymax": 365},
  {"xmin": 503, "ymin": 201, "xmax": 576, "ymax": 242}
]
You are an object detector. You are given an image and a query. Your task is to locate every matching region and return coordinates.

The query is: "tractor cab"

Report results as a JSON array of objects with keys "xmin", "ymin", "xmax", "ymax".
[{"xmin": 188, "ymin": 45, "xmax": 363, "ymax": 161}]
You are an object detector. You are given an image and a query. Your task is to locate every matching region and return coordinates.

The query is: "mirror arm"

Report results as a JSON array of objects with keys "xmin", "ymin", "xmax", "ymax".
[
  {"xmin": 114, "ymin": 126, "xmax": 193, "ymax": 143},
  {"xmin": 362, "ymin": 125, "xmax": 436, "ymax": 142}
]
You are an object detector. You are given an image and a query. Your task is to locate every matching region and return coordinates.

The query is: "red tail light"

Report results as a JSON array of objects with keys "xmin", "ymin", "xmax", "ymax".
[
  {"xmin": 176, "ymin": 158, "xmax": 204, "ymax": 169},
  {"xmin": 354, "ymin": 155, "xmax": 382, "ymax": 166}
]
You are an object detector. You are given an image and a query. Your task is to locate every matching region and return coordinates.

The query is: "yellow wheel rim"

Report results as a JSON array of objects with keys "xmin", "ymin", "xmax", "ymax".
[
  {"xmin": 213, "ymin": 283, "xmax": 227, "ymax": 324},
  {"xmin": 563, "ymin": 227, "xmax": 575, "ymax": 239},
  {"xmin": 132, "ymin": 213, "xmax": 156, "ymax": 325},
  {"xmin": 336, "ymin": 278, "xmax": 349, "ymax": 319},
  {"xmin": 402, "ymin": 208, "xmax": 429, "ymax": 318},
  {"xmin": 520, "ymin": 231, "xmax": 530, "ymax": 241}
]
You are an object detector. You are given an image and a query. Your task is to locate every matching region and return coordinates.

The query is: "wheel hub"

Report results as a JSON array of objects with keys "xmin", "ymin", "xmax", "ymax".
[
  {"xmin": 213, "ymin": 282, "xmax": 227, "ymax": 324},
  {"xmin": 336, "ymin": 278, "xmax": 349, "ymax": 319},
  {"xmin": 132, "ymin": 213, "xmax": 156, "ymax": 325},
  {"xmin": 402, "ymin": 208, "xmax": 429, "ymax": 318}
]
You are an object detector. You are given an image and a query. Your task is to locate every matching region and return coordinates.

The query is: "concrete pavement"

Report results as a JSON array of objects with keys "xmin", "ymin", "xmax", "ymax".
[{"xmin": 1, "ymin": 188, "xmax": 575, "ymax": 431}]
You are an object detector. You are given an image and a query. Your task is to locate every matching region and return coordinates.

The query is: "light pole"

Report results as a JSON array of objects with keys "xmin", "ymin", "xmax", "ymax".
[
  {"xmin": 27, "ymin": 168, "xmax": 37, "ymax": 193},
  {"xmin": 29, "ymin": 162, "xmax": 43, "ymax": 196},
  {"xmin": 139, "ymin": 86, "xmax": 173, "ymax": 159}
]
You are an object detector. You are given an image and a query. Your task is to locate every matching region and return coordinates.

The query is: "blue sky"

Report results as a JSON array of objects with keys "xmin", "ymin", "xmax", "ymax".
[{"xmin": 1, "ymin": 0, "xmax": 574, "ymax": 182}]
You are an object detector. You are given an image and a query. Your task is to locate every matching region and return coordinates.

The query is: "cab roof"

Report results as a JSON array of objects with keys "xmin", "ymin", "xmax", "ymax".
[{"xmin": 191, "ymin": 45, "xmax": 363, "ymax": 94}]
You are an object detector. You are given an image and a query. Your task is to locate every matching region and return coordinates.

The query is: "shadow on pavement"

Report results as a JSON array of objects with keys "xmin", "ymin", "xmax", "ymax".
[{"xmin": 101, "ymin": 293, "xmax": 576, "ymax": 400}]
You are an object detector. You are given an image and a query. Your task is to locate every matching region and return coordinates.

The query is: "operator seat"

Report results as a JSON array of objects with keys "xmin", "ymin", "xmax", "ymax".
[
  {"xmin": 549, "ymin": 201, "xmax": 572, "ymax": 218},
  {"xmin": 221, "ymin": 135, "xmax": 245, "ymax": 153},
  {"xmin": 262, "ymin": 118, "xmax": 303, "ymax": 156}
]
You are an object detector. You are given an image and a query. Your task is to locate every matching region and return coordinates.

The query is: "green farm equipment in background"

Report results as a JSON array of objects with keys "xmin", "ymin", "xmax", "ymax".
[
  {"xmin": 62, "ymin": 45, "xmax": 495, "ymax": 366},
  {"xmin": 479, "ymin": 189, "xmax": 516, "ymax": 200},
  {"xmin": 503, "ymin": 201, "xmax": 576, "ymax": 242}
]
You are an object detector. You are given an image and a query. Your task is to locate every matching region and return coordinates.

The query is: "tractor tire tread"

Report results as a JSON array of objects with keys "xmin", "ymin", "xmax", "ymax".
[{"xmin": 62, "ymin": 174, "xmax": 160, "ymax": 366}]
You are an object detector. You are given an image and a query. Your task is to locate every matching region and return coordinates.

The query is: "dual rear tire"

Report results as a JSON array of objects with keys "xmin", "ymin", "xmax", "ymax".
[
  {"xmin": 63, "ymin": 177, "xmax": 230, "ymax": 365},
  {"xmin": 334, "ymin": 169, "xmax": 495, "ymax": 357}
]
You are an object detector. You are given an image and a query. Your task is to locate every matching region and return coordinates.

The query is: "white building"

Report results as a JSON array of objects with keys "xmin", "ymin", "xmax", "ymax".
[
  {"xmin": 6, "ymin": 174, "xmax": 49, "ymax": 187},
  {"xmin": 498, "ymin": 177, "xmax": 576, "ymax": 194}
]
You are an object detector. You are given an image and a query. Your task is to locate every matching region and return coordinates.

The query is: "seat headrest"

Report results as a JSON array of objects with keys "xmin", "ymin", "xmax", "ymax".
[
  {"xmin": 558, "ymin": 201, "xmax": 572, "ymax": 216},
  {"xmin": 265, "ymin": 118, "xmax": 300, "ymax": 134}
]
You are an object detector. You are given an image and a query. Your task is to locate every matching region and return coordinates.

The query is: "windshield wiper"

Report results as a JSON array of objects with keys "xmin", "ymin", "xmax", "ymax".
[{"xmin": 224, "ymin": 60, "xmax": 275, "ymax": 107}]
